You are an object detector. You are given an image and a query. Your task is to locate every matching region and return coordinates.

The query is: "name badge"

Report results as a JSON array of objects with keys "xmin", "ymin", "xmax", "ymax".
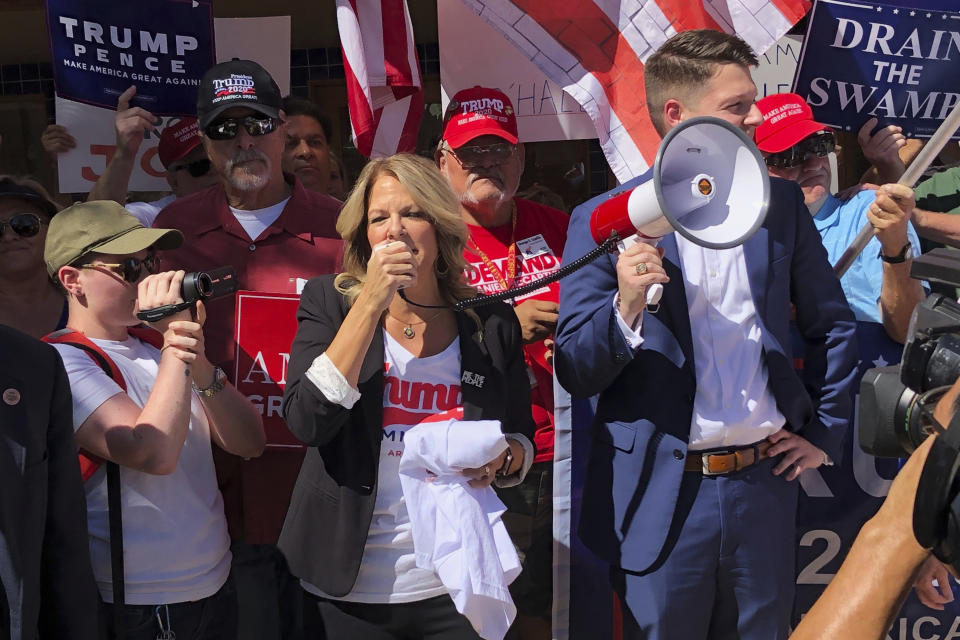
[{"xmin": 516, "ymin": 234, "xmax": 551, "ymax": 260}]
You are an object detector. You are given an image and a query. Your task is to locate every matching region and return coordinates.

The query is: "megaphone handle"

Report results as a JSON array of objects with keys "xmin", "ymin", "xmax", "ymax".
[{"xmin": 617, "ymin": 236, "xmax": 663, "ymax": 307}]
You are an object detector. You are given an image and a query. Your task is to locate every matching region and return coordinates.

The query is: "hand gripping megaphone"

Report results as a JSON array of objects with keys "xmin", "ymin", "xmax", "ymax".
[
  {"xmin": 453, "ymin": 116, "xmax": 770, "ymax": 311},
  {"xmin": 590, "ymin": 116, "xmax": 770, "ymax": 249}
]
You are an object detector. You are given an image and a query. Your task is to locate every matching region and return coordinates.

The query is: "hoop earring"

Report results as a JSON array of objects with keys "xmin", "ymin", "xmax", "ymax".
[{"xmin": 435, "ymin": 257, "xmax": 449, "ymax": 277}]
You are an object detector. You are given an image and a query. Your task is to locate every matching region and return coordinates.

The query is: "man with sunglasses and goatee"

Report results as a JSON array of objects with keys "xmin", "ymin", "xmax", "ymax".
[
  {"xmin": 152, "ymin": 58, "xmax": 343, "ymax": 640},
  {"xmin": 754, "ymin": 93, "xmax": 925, "ymax": 344},
  {"xmin": 43, "ymin": 200, "xmax": 266, "ymax": 639}
]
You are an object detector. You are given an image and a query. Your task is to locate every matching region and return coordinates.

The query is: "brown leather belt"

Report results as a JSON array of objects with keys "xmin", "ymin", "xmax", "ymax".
[{"xmin": 684, "ymin": 441, "xmax": 774, "ymax": 476}]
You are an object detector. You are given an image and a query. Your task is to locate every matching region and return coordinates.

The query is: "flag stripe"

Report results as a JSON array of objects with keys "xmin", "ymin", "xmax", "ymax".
[
  {"xmin": 382, "ymin": 0, "xmax": 411, "ymax": 87},
  {"xmin": 657, "ymin": 0, "xmax": 725, "ymax": 30},
  {"xmin": 402, "ymin": 0, "xmax": 421, "ymax": 87},
  {"xmin": 769, "ymin": 0, "xmax": 809, "ymax": 21},
  {"xmin": 463, "ymin": 0, "xmax": 809, "ymax": 181},
  {"xmin": 355, "ymin": 0, "xmax": 386, "ymax": 86},
  {"xmin": 513, "ymin": 0, "xmax": 661, "ymax": 164},
  {"xmin": 338, "ymin": 0, "xmax": 423, "ymax": 158},
  {"xmin": 342, "ymin": 52, "xmax": 376, "ymax": 155}
]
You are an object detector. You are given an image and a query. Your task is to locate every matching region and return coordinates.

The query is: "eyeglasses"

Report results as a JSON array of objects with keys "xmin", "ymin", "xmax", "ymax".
[
  {"xmin": 0, "ymin": 213, "xmax": 43, "ymax": 238},
  {"xmin": 764, "ymin": 132, "xmax": 836, "ymax": 169},
  {"xmin": 445, "ymin": 142, "xmax": 516, "ymax": 168},
  {"xmin": 80, "ymin": 253, "xmax": 161, "ymax": 284},
  {"xmin": 168, "ymin": 158, "xmax": 212, "ymax": 178},
  {"xmin": 205, "ymin": 116, "xmax": 280, "ymax": 141}
]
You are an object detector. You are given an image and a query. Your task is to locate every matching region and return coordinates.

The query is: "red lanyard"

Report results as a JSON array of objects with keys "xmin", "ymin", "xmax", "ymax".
[{"xmin": 468, "ymin": 202, "xmax": 517, "ymax": 292}]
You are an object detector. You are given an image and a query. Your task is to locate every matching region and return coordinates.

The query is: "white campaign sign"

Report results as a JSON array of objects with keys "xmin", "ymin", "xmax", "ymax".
[
  {"xmin": 750, "ymin": 34, "xmax": 803, "ymax": 99},
  {"xmin": 438, "ymin": 0, "xmax": 595, "ymax": 144},
  {"xmin": 56, "ymin": 16, "xmax": 291, "ymax": 194}
]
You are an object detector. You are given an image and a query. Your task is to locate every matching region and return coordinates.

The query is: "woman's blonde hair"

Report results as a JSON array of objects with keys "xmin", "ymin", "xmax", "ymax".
[{"xmin": 334, "ymin": 153, "xmax": 476, "ymax": 306}]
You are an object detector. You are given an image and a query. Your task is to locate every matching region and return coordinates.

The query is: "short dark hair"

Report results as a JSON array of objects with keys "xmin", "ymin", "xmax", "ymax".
[
  {"xmin": 644, "ymin": 30, "xmax": 758, "ymax": 137},
  {"xmin": 281, "ymin": 95, "xmax": 333, "ymax": 142}
]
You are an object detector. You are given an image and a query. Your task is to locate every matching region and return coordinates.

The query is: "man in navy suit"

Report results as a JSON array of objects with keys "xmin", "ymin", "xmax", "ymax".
[{"xmin": 555, "ymin": 30, "xmax": 859, "ymax": 640}]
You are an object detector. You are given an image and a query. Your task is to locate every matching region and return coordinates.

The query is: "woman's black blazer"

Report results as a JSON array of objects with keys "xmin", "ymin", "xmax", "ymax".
[{"xmin": 278, "ymin": 274, "xmax": 535, "ymax": 597}]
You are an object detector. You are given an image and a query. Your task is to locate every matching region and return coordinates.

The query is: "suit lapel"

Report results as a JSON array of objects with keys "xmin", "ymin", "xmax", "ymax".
[
  {"xmin": 357, "ymin": 322, "xmax": 386, "ymax": 458},
  {"xmin": 657, "ymin": 235, "xmax": 695, "ymax": 375},
  {"xmin": 743, "ymin": 225, "xmax": 770, "ymax": 318},
  {"xmin": 456, "ymin": 312, "xmax": 494, "ymax": 422}
]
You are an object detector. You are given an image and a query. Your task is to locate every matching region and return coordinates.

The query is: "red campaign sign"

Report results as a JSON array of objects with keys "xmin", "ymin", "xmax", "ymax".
[{"xmin": 233, "ymin": 290, "xmax": 302, "ymax": 450}]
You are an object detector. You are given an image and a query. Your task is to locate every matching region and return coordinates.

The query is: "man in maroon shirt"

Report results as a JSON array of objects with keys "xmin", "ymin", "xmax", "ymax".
[
  {"xmin": 437, "ymin": 85, "xmax": 568, "ymax": 640},
  {"xmin": 153, "ymin": 58, "xmax": 343, "ymax": 640}
]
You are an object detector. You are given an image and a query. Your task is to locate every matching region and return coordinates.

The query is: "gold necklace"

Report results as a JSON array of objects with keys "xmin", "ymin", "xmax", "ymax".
[{"xmin": 387, "ymin": 308, "xmax": 446, "ymax": 339}]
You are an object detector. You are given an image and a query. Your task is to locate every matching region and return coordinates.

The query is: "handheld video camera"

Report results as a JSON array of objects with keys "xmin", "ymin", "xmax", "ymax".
[{"xmin": 136, "ymin": 266, "xmax": 237, "ymax": 323}]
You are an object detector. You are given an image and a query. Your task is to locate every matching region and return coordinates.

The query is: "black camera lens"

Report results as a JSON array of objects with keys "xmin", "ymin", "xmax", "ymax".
[
  {"xmin": 859, "ymin": 366, "xmax": 925, "ymax": 457},
  {"xmin": 195, "ymin": 273, "xmax": 213, "ymax": 298},
  {"xmin": 179, "ymin": 267, "xmax": 237, "ymax": 305},
  {"xmin": 180, "ymin": 272, "xmax": 212, "ymax": 304}
]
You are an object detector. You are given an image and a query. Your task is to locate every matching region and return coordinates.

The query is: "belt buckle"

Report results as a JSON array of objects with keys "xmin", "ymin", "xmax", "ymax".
[
  {"xmin": 701, "ymin": 452, "xmax": 735, "ymax": 476},
  {"xmin": 701, "ymin": 445, "xmax": 757, "ymax": 476}
]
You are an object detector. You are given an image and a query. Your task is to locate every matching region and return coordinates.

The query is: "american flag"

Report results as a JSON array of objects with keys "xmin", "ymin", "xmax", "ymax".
[
  {"xmin": 336, "ymin": 0, "xmax": 424, "ymax": 158},
  {"xmin": 461, "ymin": 0, "xmax": 810, "ymax": 182}
]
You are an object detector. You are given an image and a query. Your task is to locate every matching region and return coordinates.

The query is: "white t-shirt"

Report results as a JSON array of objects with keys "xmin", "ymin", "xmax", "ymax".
[
  {"xmin": 229, "ymin": 197, "xmax": 290, "ymax": 241},
  {"xmin": 303, "ymin": 332, "xmax": 463, "ymax": 604},
  {"xmin": 53, "ymin": 335, "xmax": 231, "ymax": 605},
  {"xmin": 125, "ymin": 194, "xmax": 176, "ymax": 228}
]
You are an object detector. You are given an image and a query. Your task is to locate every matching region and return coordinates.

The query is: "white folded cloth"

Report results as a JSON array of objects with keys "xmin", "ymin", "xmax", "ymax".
[{"xmin": 399, "ymin": 418, "xmax": 521, "ymax": 640}]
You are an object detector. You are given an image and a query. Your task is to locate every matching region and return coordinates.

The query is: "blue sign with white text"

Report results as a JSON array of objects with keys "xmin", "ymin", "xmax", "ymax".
[
  {"xmin": 45, "ymin": 0, "xmax": 215, "ymax": 116},
  {"xmin": 793, "ymin": 0, "xmax": 960, "ymax": 139}
]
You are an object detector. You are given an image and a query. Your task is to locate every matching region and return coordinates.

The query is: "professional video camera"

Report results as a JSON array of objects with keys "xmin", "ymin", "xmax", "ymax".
[
  {"xmin": 136, "ymin": 266, "xmax": 237, "ymax": 322},
  {"xmin": 859, "ymin": 249, "xmax": 960, "ymax": 572},
  {"xmin": 859, "ymin": 249, "xmax": 960, "ymax": 458}
]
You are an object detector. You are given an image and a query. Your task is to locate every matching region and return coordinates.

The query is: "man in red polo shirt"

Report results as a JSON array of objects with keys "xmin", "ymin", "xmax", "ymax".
[
  {"xmin": 437, "ymin": 85, "xmax": 568, "ymax": 640},
  {"xmin": 153, "ymin": 58, "xmax": 343, "ymax": 640}
]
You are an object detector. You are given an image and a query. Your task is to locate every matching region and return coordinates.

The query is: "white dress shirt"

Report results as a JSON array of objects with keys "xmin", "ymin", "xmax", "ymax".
[{"xmin": 617, "ymin": 236, "xmax": 785, "ymax": 450}]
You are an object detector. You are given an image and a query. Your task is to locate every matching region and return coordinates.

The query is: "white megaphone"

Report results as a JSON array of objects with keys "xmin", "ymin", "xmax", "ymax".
[
  {"xmin": 453, "ymin": 118, "xmax": 771, "ymax": 313},
  {"xmin": 591, "ymin": 116, "xmax": 769, "ymax": 248},
  {"xmin": 590, "ymin": 116, "xmax": 770, "ymax": 305}
]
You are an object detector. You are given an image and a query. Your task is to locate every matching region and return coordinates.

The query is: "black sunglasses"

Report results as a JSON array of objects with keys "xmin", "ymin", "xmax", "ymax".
[
  {"xmin": 0, "ymin": 212, "xmax": 43, "ymax": 238},
  {"xmin": 446, "ymin": 142, "xmax": 516, "ymax": 168},
  {"xmin": 80, "ymin": 252, "xmax": 161, "ymax": 284},
  {"xmin": 169, "ymin": 158, "xmax": 212, "ymax": 178},
  {"xmin": 765, "ymin": 131, "xmax": 836, "ymax": 169},
  {"xmin": 205, "ymin": 116, "xmax": 280, "ymax": 141}
]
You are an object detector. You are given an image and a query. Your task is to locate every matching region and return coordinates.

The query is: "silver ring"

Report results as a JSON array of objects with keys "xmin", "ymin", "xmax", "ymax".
[
  {"xmin": 635, "ymin": 262, "xmax": 648, "ymax": 275},
  {"xmin": 483, "ymin": 465, "xmax": 491, "ymax": 476}
]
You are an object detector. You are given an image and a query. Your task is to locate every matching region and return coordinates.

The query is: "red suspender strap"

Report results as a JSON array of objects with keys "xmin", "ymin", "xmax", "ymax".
[{"xmin": 43, "ymin": 328, "xmax": 131, "ymax": 481}]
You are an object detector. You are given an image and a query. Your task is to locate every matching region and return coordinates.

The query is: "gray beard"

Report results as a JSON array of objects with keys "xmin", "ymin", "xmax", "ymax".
[{"xmin": 441, "ymin": 164, "xmax": 510, "ymax": 209}]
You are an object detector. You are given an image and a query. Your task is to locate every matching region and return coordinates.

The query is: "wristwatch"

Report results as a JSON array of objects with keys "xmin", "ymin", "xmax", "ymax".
[
  {"xmin": 193, "ymin": 366, "xmax": 226, "ymax": 398},
  {"xmin": 879, "ymin": 243, "xmax": 912, "ymax": 264}
]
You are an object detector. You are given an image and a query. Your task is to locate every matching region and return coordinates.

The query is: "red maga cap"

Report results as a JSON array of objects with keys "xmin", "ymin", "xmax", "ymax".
[
  {"xmin": 753, "ymin": 93, "xmax": 832, "ymax": 153},
  {"xmin": 158, "ymin": 117, "xmax": 202, "ymax": 169},
  {"xmin": 441, "ymin": 86, "xmax": 519, "ymax": 148}
]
